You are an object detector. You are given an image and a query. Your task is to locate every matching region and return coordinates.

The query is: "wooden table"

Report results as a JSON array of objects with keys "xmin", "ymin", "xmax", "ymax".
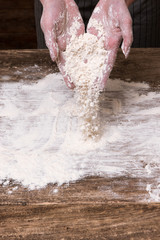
[{"xmin": 0, "ymin": 49, "xmax": 160, "ymax": 240}]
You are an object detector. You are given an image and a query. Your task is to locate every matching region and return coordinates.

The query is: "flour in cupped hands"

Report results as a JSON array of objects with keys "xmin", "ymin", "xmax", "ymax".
[{"xmin": 63, "ymin": 31, "xmax": 109, "ymax": 139}]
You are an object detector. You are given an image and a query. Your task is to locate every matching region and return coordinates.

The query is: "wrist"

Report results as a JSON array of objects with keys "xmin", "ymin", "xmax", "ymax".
[
  {"xmin": 125, "ymin": 0, "xmax": 135, "ymax": 7},
  {"xmin": 40, "ymin": 0, "xmax": 56, "ymax": 6},
  {"xmin": 40, "ymin": 0, "xmax": 46, "ymax": 5},
  {"xmin": 99, "ymin": 0, "xmax": 135, "ymax": 7}
]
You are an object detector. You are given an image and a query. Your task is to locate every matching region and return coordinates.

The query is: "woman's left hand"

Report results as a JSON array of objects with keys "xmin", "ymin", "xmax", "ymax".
[{"xmin": 87, "ymin": 0, "xmax": 133, "ymax": 89}]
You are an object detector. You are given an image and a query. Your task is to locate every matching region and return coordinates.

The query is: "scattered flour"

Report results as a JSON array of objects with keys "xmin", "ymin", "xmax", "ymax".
[
  {"xmin": 0, "ymin": 73, "xmax": 160, "ymax": 202},
  {"xmin": 64, "ymin": 33, "xmax": 109, "ymax": 138},
  {"xmin": 1, "ymin": 75, "xmax": 11, "ymax": 81}
]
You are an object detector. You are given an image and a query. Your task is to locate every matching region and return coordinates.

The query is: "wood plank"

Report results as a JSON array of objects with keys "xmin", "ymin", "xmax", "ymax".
[
  {"xmin": 0, "ymin": 201, "xmax": 160, "ymax": 240},
  {"xmin": 0, "ymin": 33, "xmax": 37, "ymax": 49},
  {"xmin": 0, "ymin": 9, "xmax": 36, "ymax": 34},
  {"xmin": 0, "ymin": 0, "xmax": 34, "ymax": 9},
  {"xmin": 112, "ymin": 48, "xmax": 160, "ymax": 89},
  {"xmin": 0, "ymin": 176, "xmax": 151, "ymax": 205},
  {"xmin": 0, "ymin": 176, "xmax": 160, "ymax": 239},
  {"xmin": 0, "ymin": 50, "xmax": 56, "ymax": 77}
]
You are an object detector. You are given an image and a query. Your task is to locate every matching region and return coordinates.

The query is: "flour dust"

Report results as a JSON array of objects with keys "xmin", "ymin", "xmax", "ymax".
[{"xmin": 0, "ymin": 73, "xmax": 160, "ymax": 201}]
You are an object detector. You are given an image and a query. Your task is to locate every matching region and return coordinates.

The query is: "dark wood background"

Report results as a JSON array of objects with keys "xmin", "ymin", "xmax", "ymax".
[{"xmin": 0, "ymin": 0, "xmax": 37, "ymax": 49}]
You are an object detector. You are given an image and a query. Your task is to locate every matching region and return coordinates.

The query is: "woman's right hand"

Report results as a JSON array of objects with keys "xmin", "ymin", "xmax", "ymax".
[{"xmin": 40, "ymin": 0, "xmax": 85, "ymax": 88}]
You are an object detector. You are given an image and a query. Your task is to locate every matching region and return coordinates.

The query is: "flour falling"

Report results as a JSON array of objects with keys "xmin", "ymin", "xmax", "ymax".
[{"xmin": 64, "ymin": 33, "xmax": 109, "ymax": 139}]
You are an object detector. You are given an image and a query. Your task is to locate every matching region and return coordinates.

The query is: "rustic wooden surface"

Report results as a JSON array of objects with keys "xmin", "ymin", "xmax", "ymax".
[{"xmin": 0, "ymin": 49, "xmax": 160, "ymax": 240}]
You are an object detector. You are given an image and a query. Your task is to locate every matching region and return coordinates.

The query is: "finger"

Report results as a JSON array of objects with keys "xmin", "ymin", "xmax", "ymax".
[
  {"xmin": 120, "ymin": 15, "xmax": 133, "ymax": 58},
  {"xmin": 99, "ymin": 31, "xmax": 121, "ymax": 89},
  {"xmin": 100, "ymin": 47, "xmax": 118, "ymax": 90},
  {"xmin": 43, "ymin": 29, "xmax": 59, "ymax": 62},
  {"xmin": 57, "ymin": 52, "xmax": 75, "ymax": 89}
]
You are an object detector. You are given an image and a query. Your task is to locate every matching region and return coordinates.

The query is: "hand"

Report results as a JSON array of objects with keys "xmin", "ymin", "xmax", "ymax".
[
  {"xmin": 87, "ymin": 0, "xmax": 133, "ymax": 89},
  {"xmin": 40, "ymin": 0, "xmax": 85, "ymax": 88}
]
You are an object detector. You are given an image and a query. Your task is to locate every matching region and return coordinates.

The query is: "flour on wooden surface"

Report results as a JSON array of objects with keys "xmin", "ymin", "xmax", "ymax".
[{"xmin": 0, "ymin": 73, "xmax": 160, "ymax": 202}]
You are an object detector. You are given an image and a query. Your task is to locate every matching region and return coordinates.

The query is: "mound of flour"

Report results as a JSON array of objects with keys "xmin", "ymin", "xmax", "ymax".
[{"xmin": 64, "ymin": 33, "xmax": 109, "ymax": 139}]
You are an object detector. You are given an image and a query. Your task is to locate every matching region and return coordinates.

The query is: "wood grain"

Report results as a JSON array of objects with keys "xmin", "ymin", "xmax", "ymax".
[
  {"xmin": 0, "ymin": 176, "xmax": 160, "ymax": 239},
  {"xmin": 0, "ymin": 0, "xmax": 36, "ymax": 49},
  {"xmin": 0, "ymin": 33, "xmax": 37, "ymax": 50},
  {"xmin": 0, "ymin": 49, "xmax": 160, "ymax": 240},
  {"xmin": 0, "ymin": 9, "xmax": 35, "ymax": 33},
  {"xmin": 0, "ymin": 0, "xmax": 34, "ymax": 9},
  {"xmin": 0, "ymin": 201, "xmax": 160, "ymax": 240}
]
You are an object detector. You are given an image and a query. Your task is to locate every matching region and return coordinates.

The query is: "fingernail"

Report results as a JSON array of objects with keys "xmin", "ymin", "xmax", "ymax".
[
  {"xmin": 121, "ymin": 41, "xmax": 131, "ymax": 58},
  {"xmin": 121, "ymin": 42, "xmax": 125, "ymax": 56},
  {"xmin": 49, "ymin": 49, "xmax": 56, "ymax": 62},
  {"xmin": 125, "ymin": 47, "xmax": 130, "ymax": 58}
]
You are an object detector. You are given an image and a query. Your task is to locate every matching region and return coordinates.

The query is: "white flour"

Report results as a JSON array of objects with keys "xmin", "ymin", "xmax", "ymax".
[
  {"xmin": 64, "ymin": 33, "xmax": 109, "ymax": 138},
  {"xmin": 0, "ymin": 73, "xmax": 160, "ymax": 202}
]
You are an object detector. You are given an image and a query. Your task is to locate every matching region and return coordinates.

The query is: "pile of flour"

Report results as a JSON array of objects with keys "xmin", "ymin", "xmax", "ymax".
[{"xmin": 64, "ymin": 33, "xmax": 109, "ymax": 139}]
